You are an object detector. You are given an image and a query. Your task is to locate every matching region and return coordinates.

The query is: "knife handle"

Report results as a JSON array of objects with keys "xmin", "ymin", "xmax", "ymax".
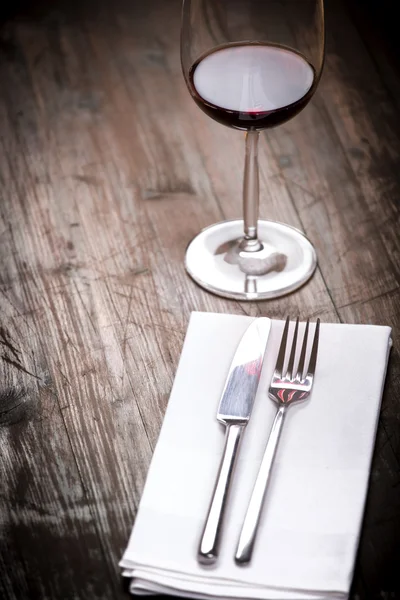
[{"xmin": 198, "ymin": 423, "xmax": 244, "ymax": 565}]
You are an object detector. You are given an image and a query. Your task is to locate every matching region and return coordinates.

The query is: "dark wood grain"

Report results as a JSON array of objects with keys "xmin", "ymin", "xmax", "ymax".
[{"xmin": 0, "ymin": 0, "xmax": 399, "ymax": 598}]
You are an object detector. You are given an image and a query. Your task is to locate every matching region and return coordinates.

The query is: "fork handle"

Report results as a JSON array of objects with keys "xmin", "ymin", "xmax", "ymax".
[
  {"xmin": 198, "ymin": 423, "xmax": 245, "ymax": 565},
  {"xmin": 235, "ymin": 405, "xmax": 287, "ymax": 565}
]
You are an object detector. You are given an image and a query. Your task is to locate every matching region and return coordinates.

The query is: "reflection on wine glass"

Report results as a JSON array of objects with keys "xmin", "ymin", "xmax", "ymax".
[{"xmin": 181, "ymin": 0, "xmax": 325, "ymax": 300}]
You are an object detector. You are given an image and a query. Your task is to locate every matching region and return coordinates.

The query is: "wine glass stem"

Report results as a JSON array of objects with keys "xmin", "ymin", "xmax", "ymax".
[{"xmin": 241, "ymin": 130, "xmax": 262, "ymax": 252}]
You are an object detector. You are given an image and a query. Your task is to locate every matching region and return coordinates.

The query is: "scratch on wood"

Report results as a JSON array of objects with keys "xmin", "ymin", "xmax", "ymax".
[
  {"xmin": 1, "ymin": 354, "xmax": 41, "ymax": 380},
  {"xmin": 122, "ymin": 285, "xmax": 134, "ymax": 356},
  {"xmin": 72, "ymin": 174, "xmax": 101, "ymax": 186},
  {"xmin": 0, "ymin": 326, "xmax": 21, "ymax": 360}
]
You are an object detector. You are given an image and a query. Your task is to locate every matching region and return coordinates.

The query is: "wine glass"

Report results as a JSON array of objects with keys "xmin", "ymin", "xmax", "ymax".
[{"xmin": 181, "ymin": 0, "xmax": 325, "ymax": 300}]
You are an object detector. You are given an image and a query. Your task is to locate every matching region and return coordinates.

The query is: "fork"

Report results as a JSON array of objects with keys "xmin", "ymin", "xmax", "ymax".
[{"xmin": 235, "ymin": 316, "xmax": 320, "ymax": 565}]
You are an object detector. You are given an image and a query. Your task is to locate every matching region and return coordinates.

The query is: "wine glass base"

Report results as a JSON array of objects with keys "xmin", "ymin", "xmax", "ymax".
[{"xmin": 185, "ymin": 219, "xmax": 317, "ymax": 300}]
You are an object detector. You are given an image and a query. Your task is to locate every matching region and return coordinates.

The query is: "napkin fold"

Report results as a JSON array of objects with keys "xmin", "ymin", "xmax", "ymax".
[{"xmin": 120, "ymin": 312, "xmax": 392, "ymax": 600}]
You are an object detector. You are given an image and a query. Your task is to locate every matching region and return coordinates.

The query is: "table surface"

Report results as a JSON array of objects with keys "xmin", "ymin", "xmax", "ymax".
[{"xmin": 0, "ymin": 0, "xmax": 399, "ymax": 598}]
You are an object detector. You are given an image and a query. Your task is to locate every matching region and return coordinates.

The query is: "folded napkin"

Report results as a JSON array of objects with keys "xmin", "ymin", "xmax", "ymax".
[{"xmin": 120, "ymin": 312, "xmax": 392, "ymax": 600}]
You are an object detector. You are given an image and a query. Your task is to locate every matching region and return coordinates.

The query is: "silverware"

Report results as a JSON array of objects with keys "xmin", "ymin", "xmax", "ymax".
[
  {"xmin": 198, "ymin": 317, "xmax": 272, "ymax": 566},
  {"xmin": 235, "ymin": 316, "xmax": 320, "ymax": 565}
]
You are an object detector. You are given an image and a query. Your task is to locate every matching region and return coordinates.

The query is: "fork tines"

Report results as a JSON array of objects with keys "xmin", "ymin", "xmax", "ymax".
[{"xmin": 276, "ymin": 317, "xmax": 320, "ymax": 381}]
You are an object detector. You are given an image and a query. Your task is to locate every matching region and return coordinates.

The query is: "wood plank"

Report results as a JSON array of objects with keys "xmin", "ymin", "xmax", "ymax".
[
  {"xmin": 0, "ymin": 273, "xmax": 119, "ymax": 598},
  {"xmin": 0, "ymin": 10, "xmax": 153, "ymax": 597},
  {"xmin": 0, "ymin": 19, "xmax": 119, "ymax": 596},
  {"xmin": 346, "ymin": 0, "xmax": 400, "ymax": 109},
  {"xmin": 340, "ymin": 292, "xmax": 400, "ymax": 598},
  {"xmin": 317, "ymin": 0, "xmax": 400, "ymax": 287}
]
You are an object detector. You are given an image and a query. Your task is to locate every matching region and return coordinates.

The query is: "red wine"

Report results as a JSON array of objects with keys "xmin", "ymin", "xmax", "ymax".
[{"xmin": 189, "ymin": 42, "xmax": 316, "ymax": 131}]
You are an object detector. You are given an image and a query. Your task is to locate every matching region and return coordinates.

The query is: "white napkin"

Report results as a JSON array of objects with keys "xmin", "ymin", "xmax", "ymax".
[{"xmin": 120, "ymin": 312, "xmax": 392, "ymax": 600}]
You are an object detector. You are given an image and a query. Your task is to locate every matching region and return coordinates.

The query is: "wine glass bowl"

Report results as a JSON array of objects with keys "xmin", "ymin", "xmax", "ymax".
[{"xmin": 181, "ymin": 0, "xmax": 325, "ymax": 300}]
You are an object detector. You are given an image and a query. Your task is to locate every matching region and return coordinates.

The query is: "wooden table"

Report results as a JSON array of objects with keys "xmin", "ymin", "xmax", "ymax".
[{"xmin": 0, "ymin": 0, "xmax": 399, "ymax": 598}]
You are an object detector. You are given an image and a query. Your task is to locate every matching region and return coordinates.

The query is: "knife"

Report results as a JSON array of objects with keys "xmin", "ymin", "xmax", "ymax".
[{"xmin": 198, "ymin": 317, "xmax": 272, "ymax": 565}]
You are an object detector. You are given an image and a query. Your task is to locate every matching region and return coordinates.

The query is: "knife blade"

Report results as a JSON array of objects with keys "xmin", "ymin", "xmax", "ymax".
[{"xmin": 198, "ymin": 317, "xmax": 272, "ymax": 565}]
